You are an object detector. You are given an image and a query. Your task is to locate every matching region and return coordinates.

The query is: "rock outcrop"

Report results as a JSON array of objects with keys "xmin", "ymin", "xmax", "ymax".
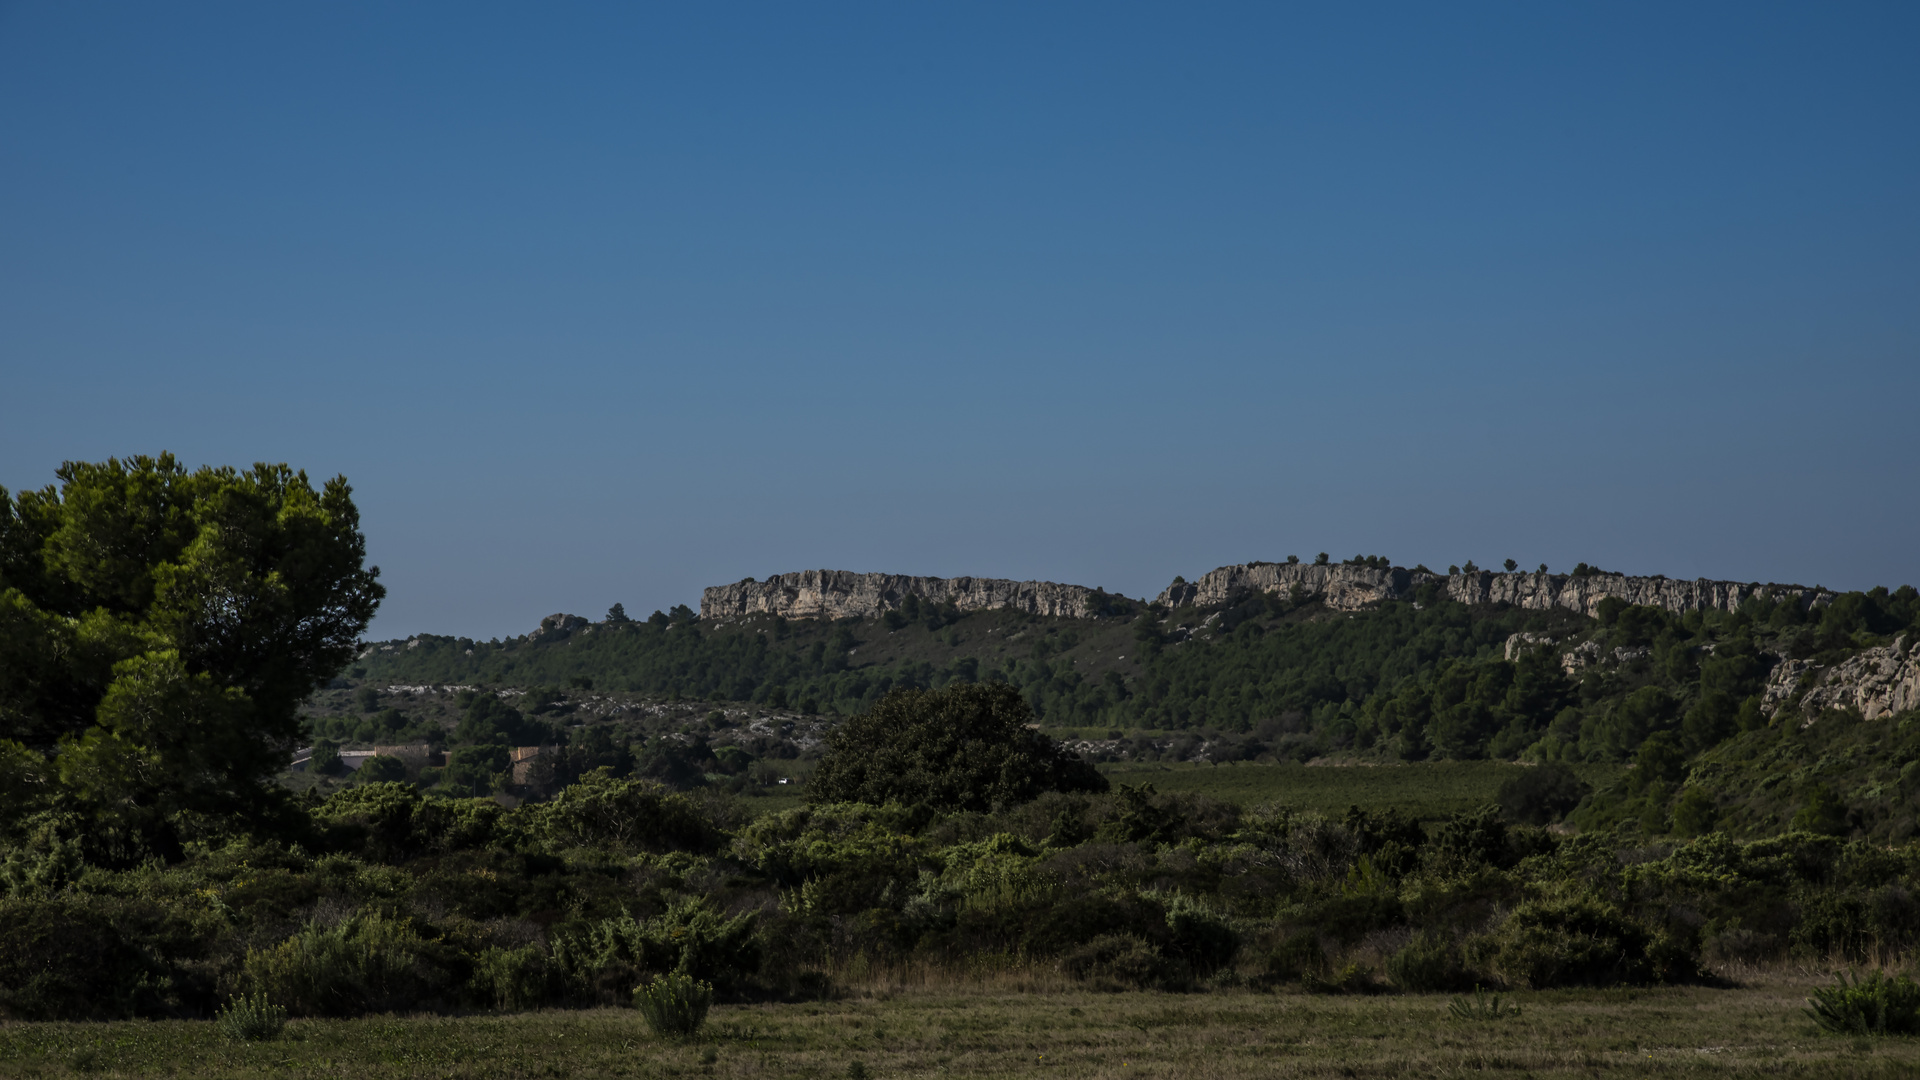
[
  {"xmin": 1763, "ymin": 634, "xmax": 1920, "ymax": 722},
  {"xmin": 1504, "ymin": 632, "xmax": 1557, "ymax": 662},
  {"xmin": 1156, "ymin": 562, "xmax": 1421, "ymax": 613},
  {"xmin": 1156, "ymin": 563, "xmax": 1833, "ymax": 620},
  {"xmin": 1446, "ymin": 571, "xmax": 1829, "ymax": 619},
  {"xmin": 696, "ymin": 562, "xmax": 1837, "ymax": 626},
  {"xmin": 700, "ymin": 570, "xmax": 1126, "ymax": 622}
]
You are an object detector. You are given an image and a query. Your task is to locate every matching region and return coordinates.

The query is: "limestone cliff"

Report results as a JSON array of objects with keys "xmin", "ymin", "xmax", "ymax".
[
  {"xmin": 1446, "ymin": 571, "xmax": 1828, "ymax": 619},
  {"xmin": 700, "ymin": 569, "xmax": 1124, "ymax": 622},
  {"xmin": 1763, "ymin": 634, "xmax": 1920, "ymax": 722},
  {"xmin": 1155, "ymin": 562, "xmax": 1422, "ymax": 613},
  {"xmin": 1156, "ymin": 563, "xmax": 1833, "ymax": 620}
]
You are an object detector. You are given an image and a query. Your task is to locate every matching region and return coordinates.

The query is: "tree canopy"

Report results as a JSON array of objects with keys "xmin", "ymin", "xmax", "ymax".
[
  {"xmin": 0, "ymin": 454, "xmax": 383, "ymax": 854},
  {"xmin": 807, "ymin": 682, "xmax": 1108, "ymax": 812}
]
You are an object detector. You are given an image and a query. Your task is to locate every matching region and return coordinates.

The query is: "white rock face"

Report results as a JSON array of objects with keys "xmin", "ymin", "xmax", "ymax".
[
  {"xmin": 1156, "ymin": 564, "xmax": 1833, "ymax": 620},
  {"xmin": 1446, "ymin": 571, "xmax": 1830, "ymax": 619},
  {"xmin": 1763, "ymin": 634, "xmax": 1920, "ymax": 722},
  {"xmin": 1155, "ymin": 562, "xmax": 1420, "ymax": 613},
  {"xmin": 694, "ymin": 563, "xmax": 1837, "ymax": 627},
  {"xmin": 700, "ymin": 570, "xmax": 1119, "ymax": 622},
  {"xmin": 1504, "ymin": 632, "xmax": 1557, "ymax": 661}
]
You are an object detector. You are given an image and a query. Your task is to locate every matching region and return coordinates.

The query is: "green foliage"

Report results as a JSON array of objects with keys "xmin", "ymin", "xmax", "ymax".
[
  {"xmin": 1060, "ymin": 934, "xmax": 1172, "ymax": 989},
  {"xmin": 1447, "ymin": 986, "xmax": 1520, "ymax": 1021},
  {"xmin": 0, "ymin": 893, "xmax": 202, "ymax": 1020},
  {"xmin": 357, "ymin": 754, "xmax": 408, "ymax": 783},
  {"xmin": 535, "ymin": 771, "xmax": 722, "ymax": 854},
  {"xmin": 214, "ymin": 993, "xmax": 287, "ymax": 1042},
  {"xmin": 1487, "ymin": 898, "xmax": 1688, "ymax": 989},
  {"xmin": 553, "ymin": 897, "xmax": 760, "ymax": 1002},
  {"xmin": 245, "ymin": 911, "xmax": 452, "ymax": 1017},
  {"xmin": 632, "ymin": 973, "xmax": 713, "ymax": 1038},
  {"xmin": 1805, "ymin": 970, "xmax": 1920, "ymax": 1036},
  {"xmin": 0, "ymin": 454, "xmax": 381, "ymax": 851},
  {"xmin": 808, "ymin": 684, "xmax": 1108, "ymax": 812},
  {"xmin": 1390, "ymin": 932, "xmax": 1482, "ymax": 992},
  {"xmin": 1496, "ymin": 764, "xmax": 1590, "ymax": 825}
]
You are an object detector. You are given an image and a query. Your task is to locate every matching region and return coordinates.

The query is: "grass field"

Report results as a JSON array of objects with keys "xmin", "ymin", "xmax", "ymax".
[
  {"xmin": 1096, "ymin": 760, "xmax": 1629, "ymax": 821},
  {"xmin": 1, "ymin": 973, "xmax": 1909, "ymax": 1079},
  {"xmin": 726, "ymin": 761, "xmax": 1634, "ymax": 821}
]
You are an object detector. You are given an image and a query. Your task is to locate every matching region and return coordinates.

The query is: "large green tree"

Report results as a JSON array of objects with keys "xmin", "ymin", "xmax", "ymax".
[
  {"xmin": 0, "ymin": 454, "xmax": 383, "ymax": 852},
  {"xmin": 807, "ymin": 682, "xmax": 1108, "ymax": 812}
]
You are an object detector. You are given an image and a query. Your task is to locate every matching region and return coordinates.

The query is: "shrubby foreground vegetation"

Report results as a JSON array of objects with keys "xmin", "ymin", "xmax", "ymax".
[{"xmin": 8, "ymin": 683, "xmax": 1920, "ymax": 1023}]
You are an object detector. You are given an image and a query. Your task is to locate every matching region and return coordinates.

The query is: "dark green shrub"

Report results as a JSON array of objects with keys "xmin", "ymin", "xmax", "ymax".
[
  {"xmin": 536, "ymin": 772, "xmax": 722, "ymax": 854},
  {"xmin": 1304, "ymin": 962, "xmax": 1387, "ymax": 995},
  {"xmin": 358, "ymin": 755, "xmax": 408, "ymax": 783},
  {"xmin": 1388, "ymin": 931, "xmax": 1482, "ymax": 992},
  {"xmin": 1060, "ymin": 933, "xmax": 1171, "ymax": 989},
  {"xmin": 1448, "ymin": 986, "xmax": 1520, "ymax": 1021},
  {"xmin": 245, "ymin": 911, "xmax": 453, "ymax": 1016},
  {"xmin": 1489, "ymin": 898, "xmax": 1690, "ymax": 989},
  {"xmin": 1263, "ymin": 929, "xmax": 1328, "ymax": 983},
  {"xmin": 1159, "ymin": 892, "xmax": 1238, "ymax": 977},
  {"xmin": 633, "ymin": 973, "xmax": 713, "ymax": 1037},
  {"xmin": 1806, "ymin": 970, "xmax": 1920, "ymax": 1035},
  {"xmin": 807, "ymin": 683, "xmax": 1107, "ymax": 812},
  {"xmin": 214, "ymin": 993, "xmax": 287, "ymax": 1041},
  {"xmin": 550, "ymin": 897, "xmax": 759, "ymax": 1002},
  {"xmin": 0, "ymin": 895, "xmax": 208, "ymax": 1020},
  {"xmin": 467, "ymin": 945, "xmax": 553, "ymax": 1011},
  {"xmin": 1496, "ymin": 765, "xmax": 1590, "ymax": 825}
]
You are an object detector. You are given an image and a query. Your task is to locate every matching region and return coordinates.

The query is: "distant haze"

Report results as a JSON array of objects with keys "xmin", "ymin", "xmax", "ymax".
[{"xmin": 2, "ymin": 4, "xmax": 1915, "ymax": 640}]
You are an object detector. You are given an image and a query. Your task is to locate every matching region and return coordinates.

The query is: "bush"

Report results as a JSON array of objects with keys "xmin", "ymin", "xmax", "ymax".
[
  {"xmin": 1448, "ymin": 986, "xmax": 1520, "ymax": 1021},
  {"xmin": 1158, "ymin": 892, "xmax": 1238, "ymax": 977},
  {"xmin": 215, "ymin": 993, "xmax": 287, "ymax": 1041},
  {"xmin": 536, "ymin": 772, "xmax": 722, "ymax": 854},
  {"xmin": 1489, "ymin": 899, "xmax": 1675, "ymax": 989},
  {"xmin": 1304, "ymin": 962, "xmax": 1387, "ymax": 995},
  {"xmin": 633, "ymin": 973, "xmax": 713, "ymax": 1037},
  {"xmin": 550, "ymin": 897, "xmax": 760, "ymax": 1002},
  {"xmin": 0, "ymin": 895, "xmax": 204, "ymax": 1020},
  {"xmin": 1496, "ymin": 765, "xmax": 1589, "ymax": 825},
  {"xmin": 358, "ymin": 755, "xmax": 408, "ymax": 783},
  {"xmin": 1806, "ymin": 970, "xmax": 1920, "ymax": 1036},
  {"xmin": 1060, "ymin": 934, "xmax": 1171, "ymax": 989},
  {"xmin": 1388, "ymin": 931, "xmax": 1482, "ymax": 992},
  {"xmin": 468, "ymin": 945, "xmax": 552, "ymax": 1011},
  {"xmin": 245, "ymin": 911, "xmax": 452, "ymax": 1016},
  {"xmin": 807, "ymin": 684, "xmax": 1108, "ymax": 812},
  {"xmin": 1263, "ymin": 929, "xmax": 1329, "ymax": 984}
]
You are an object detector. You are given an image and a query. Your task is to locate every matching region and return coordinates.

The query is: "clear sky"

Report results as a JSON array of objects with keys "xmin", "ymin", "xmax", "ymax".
[{"xmin": 3, "ymin": 3, "xmax": 1916, "ymax": 640}]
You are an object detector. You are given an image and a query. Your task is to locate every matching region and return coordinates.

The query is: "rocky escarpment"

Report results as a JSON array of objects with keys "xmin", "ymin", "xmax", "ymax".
[
  {"xmin": 1447, "ymin": 571, "xmax": 1829, "ymax": 619},
  {"xmin": 1157, "ymin": 562, "xmax": 1834, "ymax": 619},
  {"xmin": 1763, "ymin": 634, "xmax": 1920, "ymax": 722},
  {"xmin": 700, "ymin": 570, "xmax": 1127, "ymax": 622},
  {"xmin": 1157, "ymin": 562, "xmax": 1423, "ymax": 613}
]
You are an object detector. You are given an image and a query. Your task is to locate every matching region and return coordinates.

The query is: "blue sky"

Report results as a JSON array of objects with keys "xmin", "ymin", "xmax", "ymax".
[{"xmin": 3, "ymin": 3, "xmax": 1916, "ymax": 639}]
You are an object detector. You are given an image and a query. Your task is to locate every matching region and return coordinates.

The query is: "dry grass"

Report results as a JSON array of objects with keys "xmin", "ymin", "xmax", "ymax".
[{"xmin": 3, "ymin": 970, "xmax": 1916, "ymax": 1078}]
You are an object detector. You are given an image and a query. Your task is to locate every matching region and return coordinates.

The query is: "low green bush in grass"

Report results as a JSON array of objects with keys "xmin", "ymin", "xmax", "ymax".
[
  {"xmin": 633, "ymin": 973, "xmax": 713, "ymax": 1037},
  {"xmin": 214, "ymin": 993, "xmax": 287, "ymax": 1042},
  {"xmin": 1806, "ymin": 970, "xmax": 1920, "ymax": 1036}
]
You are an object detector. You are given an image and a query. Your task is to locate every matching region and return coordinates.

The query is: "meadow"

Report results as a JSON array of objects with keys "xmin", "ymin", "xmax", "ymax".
[
  {"xmin": 1095, "ymin": 760, "xmax": 1629, "ymax": 821},
  {"xmin": 1, "ymin": 972, "xmax": 1911, "ymax": 1079}
]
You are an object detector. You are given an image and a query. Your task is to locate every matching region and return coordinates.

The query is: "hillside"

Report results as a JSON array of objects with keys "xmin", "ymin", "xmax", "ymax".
[{"xmin": 346, "ymin": 559, "xmax": 1920, "ymax": 842}]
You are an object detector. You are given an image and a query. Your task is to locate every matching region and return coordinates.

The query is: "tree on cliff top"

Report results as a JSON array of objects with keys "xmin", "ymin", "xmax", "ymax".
[
  {"xmin": 808, "ymin": 683, "xmax": 1108, "ymax": 812},
  {"xmin": 0, "ymin": 454, "xmax": 384, "ymax": 854}
]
